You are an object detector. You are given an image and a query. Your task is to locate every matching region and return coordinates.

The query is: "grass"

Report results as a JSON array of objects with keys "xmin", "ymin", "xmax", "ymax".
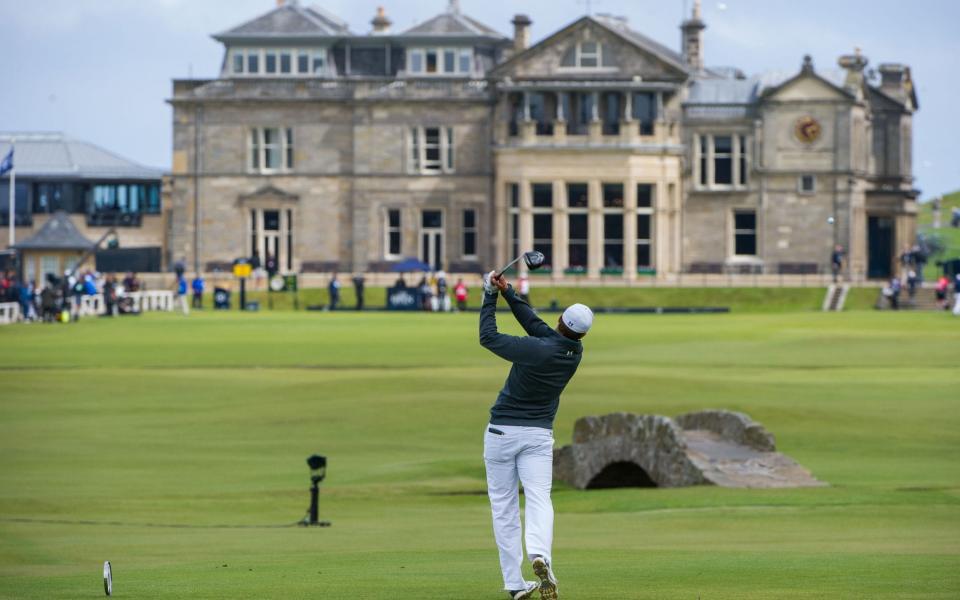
[
  {"xmin": 1, "ymin": 310, "xmax": 958, "ymax": 598},
  {"xmin": 221, "ymin": 285, "xmax": 872, "ymax": 313},
  {"xmin": 919, "ymin": 190, "xmax": 960, "ymax": 280}
]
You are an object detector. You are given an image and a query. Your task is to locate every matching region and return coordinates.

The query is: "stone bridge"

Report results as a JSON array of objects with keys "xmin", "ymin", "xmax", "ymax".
[{"xmin": 553, "ymin": 410, "xmax": 824, "ymax": 489}]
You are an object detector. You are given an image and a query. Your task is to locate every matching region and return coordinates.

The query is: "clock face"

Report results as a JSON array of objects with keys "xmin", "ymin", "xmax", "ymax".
[{"xmin": 795, "ymin": 116, "xmax": 822, "ymax": 144}]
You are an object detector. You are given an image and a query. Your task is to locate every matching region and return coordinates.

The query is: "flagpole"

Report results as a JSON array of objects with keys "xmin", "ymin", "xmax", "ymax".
[{"xmin": 7, "ymin": 139, "xmax": 13, "ymax": 247}]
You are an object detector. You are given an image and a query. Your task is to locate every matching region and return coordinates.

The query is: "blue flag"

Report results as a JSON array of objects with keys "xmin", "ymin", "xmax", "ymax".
[{"xmin": 0, "ymin": 149, "xmax": 12, "ymax": 177}]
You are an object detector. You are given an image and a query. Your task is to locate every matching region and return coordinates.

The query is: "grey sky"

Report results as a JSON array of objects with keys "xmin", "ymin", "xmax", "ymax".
[{"xmin": 1, "ymin": 0, "xmax": 957, "ymax": 197}]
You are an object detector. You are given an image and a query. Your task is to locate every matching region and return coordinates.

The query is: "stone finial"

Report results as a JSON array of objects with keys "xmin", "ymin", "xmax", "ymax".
[
  {"xmin": 693, "ymin": 0, "xmax": 702, "ymax": 19},
  {"xmin": 371, "ymin": 6, "xmax": 392, "ymax": 34},
  {"xmin": 801, "ymin": 54, "xmax": 814, "ymax": 74}
]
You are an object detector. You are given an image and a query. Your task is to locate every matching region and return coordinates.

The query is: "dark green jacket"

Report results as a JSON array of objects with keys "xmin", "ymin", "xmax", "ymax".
[{"xmin": 479, "ymin": 285, "xmax": 583, "ymax": 429}]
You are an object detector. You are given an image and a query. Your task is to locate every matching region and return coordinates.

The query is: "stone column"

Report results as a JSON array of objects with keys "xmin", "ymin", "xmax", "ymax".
[
  {"xmin": 654, "ymin": 180, "xmax": 671, "ymax": 277},
  {"xmin": 587, "ymin": 179, "xmax": 603, "ymax": 278},
  {"xmin": 623, "ymin": 178, "xmax": 637, "ymax": 281},
  {"xmin": 554, "ymin": 179, "xmax": 569, "ymax": 275},
  {"xmin": 493, "ymin": 176, "xmax": 507, "ymax": 269},
  {"xmin": 519, "ymin": 179, "xmax": 533, "ymax": 275}
]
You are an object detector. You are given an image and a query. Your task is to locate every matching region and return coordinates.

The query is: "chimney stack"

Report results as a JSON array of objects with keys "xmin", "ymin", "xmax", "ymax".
[
  {"xmin": 680, "ymin": 0, "xmax": 706, "ymax": 72},
  {"xmin": 878, "ymin": 63, "xmax": 907, "ymax": 97},
  {"xmin": 371, "ymin": 6, "xmax": 392, "ymax": 34},
  {"xmin": 512, "ymin": 14, "xmax": 532, "ymax": 52}
]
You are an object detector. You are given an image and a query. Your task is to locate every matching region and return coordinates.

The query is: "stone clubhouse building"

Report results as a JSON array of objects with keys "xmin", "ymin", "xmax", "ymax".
[{"xmin": 166, "ymin": 0, "xmax": 919, "ymax": 282}]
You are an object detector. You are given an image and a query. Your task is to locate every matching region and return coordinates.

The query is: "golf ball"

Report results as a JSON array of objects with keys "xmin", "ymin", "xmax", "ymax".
[{"xmin": 827, "ymin": 216, "xmax": 835, "ymax": 225}]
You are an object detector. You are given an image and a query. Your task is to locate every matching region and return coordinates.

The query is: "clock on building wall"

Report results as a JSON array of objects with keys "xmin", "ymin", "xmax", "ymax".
[{"xmin": 794, "ymin": 116, "xmax": 822, "ymax": 144}]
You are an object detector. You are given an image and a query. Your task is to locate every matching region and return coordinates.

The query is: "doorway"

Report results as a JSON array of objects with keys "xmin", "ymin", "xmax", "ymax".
[
  {"xmin": 250, "ymin": 208, "xmax": 293, "ymax": 272},
  {"xmin": 867, "ymin": 215, "xmax": 894, "ymax": 280},
  {"xmin": 419, "ymin": 209, "xmax": 444, "ymax": 270}
]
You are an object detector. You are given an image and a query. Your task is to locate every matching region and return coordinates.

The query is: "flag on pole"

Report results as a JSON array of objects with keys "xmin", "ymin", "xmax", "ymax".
[{"xmin": 0, "ymin": 148, "xmax": 12, "ymax": 177}]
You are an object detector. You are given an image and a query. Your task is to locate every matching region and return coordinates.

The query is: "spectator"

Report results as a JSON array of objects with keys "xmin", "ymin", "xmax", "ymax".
[
  {"xmin": 353, "ymin": 274, "xmax": 365, "ymax": 311},
  {"xmin": 265, "ymin": 253, "xmax": 278, "ymax": 277},
  {"xmin": 831, "ymin": 245, "xmax": 844, "ymax": 283},
  {"xmin": 954, "ymin": 273, "xmax": 960, "ymax": 316},
  {"xmin": 887, "ymin": 277, "xmax": 901, "ymax": 310},
  {"xmin": 394, "ymin": 275, "xmax": 407, "ymax": 288},
  {"xmin": 454, "ymin": 278, "xmax": 468, "ymax": 311},
  {"xmin": 41, "ymin": 276, "xmax": 59, "ymax": 322},
  {"xmin": 951, "ymin": 206, "xmax": 960, "ymax": 228},
  {"xmin": 328, "ymin": 272, "xmax": 341, "ymax": 310},
  {"xmin": 191, "ymin": 273, "xmax": 205, "ymax": 309},
  {"xmin": 174, "ymin": 258, "xmax": 186, "ymax": 280},
  {"xmin": 906, "ymin": 270, "xmax": 918, "ymax": 303},
  {"xmin": 935, "ymin": 275, "xmax": 949, "ymax": 310},
  {"xmin": 418, "ymin": 276, "xmax": 432, "ymax": 311},
  {"xmin": 518, "ymin": 276, "xmax": 531, "ymax": 304},
  {"xmin": 69, "ymin": 273, "xmax": 84, "ymax": 321},
  {"xmin": 436, "ymin": 270, "xmax": 449, "ymax": 312},
  {"xmin": 103, "ymin": 274, "xmax": 118, "ymax": 316},
  {"xmin": 20, "ymin": 279, "xmax": 37, "ymax": 322},
  {"xmin": 176, "ymin": 275, "xmax": 190, "ymax": 316}
]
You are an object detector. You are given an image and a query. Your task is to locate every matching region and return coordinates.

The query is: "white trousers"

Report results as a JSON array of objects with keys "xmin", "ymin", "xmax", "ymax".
[{"xmin": 483, "ymin": 423, "xmax": 554, "ymax": 590}]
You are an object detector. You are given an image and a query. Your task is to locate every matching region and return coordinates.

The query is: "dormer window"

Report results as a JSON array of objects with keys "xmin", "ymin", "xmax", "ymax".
[
  {"xmin": 229, "ymin": 47, "xmax": 328, "ymax": 77},
  {"xmin": 407, "ymin": 47, "xmax": 473, "ymax": 76}
]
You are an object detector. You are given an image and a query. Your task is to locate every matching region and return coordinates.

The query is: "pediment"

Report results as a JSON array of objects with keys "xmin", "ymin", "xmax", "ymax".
[
  {"xmin": 237, "ymin": 185, "xmax": 299, "ymax": 205},
  {"xmin": 763, "ymin": 72, "xmax": 853, "ymax": 103},
  {"xmin": 493, "ymin": 16, "xmax": 688, "ymax": 81}
]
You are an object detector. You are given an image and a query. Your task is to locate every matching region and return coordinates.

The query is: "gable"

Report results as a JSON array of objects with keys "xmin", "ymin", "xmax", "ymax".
[
  {"xmin": 764, "ymin": 74, "xmax": 852, "ymax": 103},
  {"xmin": 494, "ymin": 17, "xmax": 687, "ymax": 81}
]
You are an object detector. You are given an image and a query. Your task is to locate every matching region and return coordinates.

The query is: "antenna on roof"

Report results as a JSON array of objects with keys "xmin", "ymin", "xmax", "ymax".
[{"xmin": 577, "ymin": 0, "xmax": 601, "ymax": 15}]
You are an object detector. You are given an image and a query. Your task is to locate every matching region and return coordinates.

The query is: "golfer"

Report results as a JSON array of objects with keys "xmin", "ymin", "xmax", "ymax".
[{"xmin": 479, "ymin": 270, "xmax": 593, "ymax": 600}]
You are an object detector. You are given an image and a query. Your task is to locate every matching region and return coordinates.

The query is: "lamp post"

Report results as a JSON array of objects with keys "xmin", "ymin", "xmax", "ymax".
[{"xmin": 301, "ymin": 454, "xmax": 331, "ymax": 527}]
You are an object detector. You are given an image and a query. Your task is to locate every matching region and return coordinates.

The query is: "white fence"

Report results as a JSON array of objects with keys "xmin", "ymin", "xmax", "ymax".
[
  {"xmin": 0, "ymin": 291, "xmax": 176, "ymax": 325},
  {"xmin": 0, "ymin": 302, "xmax": 21, "ymax": 325}
]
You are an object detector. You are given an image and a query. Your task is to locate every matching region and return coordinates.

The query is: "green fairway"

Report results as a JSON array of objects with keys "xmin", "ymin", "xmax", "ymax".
[{"xmin": 1, "ymin": 311, "xmax": 958, "ymax": 599}]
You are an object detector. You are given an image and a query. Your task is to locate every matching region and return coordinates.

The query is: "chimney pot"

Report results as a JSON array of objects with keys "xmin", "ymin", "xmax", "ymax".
[
  {"xmin": 512, "ymin": 14, "xmax": 532, "ymax": 52},
  {"xmin": 371, "ymin": 5, "xmax": 392, "ymax": 34}
]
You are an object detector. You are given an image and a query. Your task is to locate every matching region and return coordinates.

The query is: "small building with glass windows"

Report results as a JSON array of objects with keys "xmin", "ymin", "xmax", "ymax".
[
  {"xmin": 0, "ymin": 132, "xmax": 166, "ymax": 273},
  {"xmin": 167, "ymin": 0, "xmax": 918, "ymax": 282}
]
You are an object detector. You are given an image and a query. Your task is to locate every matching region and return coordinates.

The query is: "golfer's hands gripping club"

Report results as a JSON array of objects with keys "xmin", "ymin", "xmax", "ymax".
[{"xmin": 483, "ymin": 271, "xmax": 509, "ymax": 295}]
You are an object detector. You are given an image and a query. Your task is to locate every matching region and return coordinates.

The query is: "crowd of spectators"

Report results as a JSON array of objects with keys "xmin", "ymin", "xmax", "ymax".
[{"xmin": 0, "ymin": 269, "xmax": 147, "ymax": 323}]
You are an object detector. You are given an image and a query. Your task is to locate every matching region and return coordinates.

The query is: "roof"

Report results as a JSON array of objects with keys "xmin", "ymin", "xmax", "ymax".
[
  {"xmin": 400, "ymin": 7, "xmax": 506, "ymax": 39},
  {"xmin": 214, "ymin": 3, "xmax": 351, "ymax": 41},
  {"xmin": 687, "ymin": 68, "xmax": 850, "ymax": 105},
  {"xmin": 592, "ymin": 15, "xmax": 687, "ymax": 72},
  {"xmin": 0, "ymin": 133, "xmax": 163, "ymax": 180},
  {"xmin": 13, "ymin": 212, "xmax": 95, "ymax": 251}
]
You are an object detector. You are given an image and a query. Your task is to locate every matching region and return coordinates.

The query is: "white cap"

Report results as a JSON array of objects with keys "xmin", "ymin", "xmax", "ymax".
[{"xmin": 561, "ymin": 303, "xmax": 594, "ymax": 334}]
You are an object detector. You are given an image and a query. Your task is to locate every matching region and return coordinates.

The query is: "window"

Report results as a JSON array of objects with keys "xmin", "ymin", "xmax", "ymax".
[
  {"xmin": 564, "ymin": 92, "xmax": 594, "ymax": 135},
  {"xmin": 577, "ymin": 41, "xmax": 601, "ymax": 67},
  {"xmin": 408, "ymin": 127, "xmax": 454, "ymax": 174},
  {"xmin": 528, "ymin": 92, "xmax": 556, "ymax": 136},
  {"xmin": 249, "ymin": 127, "xmax": 293, "ymax": 173},
  {"xmin": 297, "ymin": 51, "xmax": 309, "ymax": 73},
  {"xmin": 232, "ymin": 51, "xmax": 244, "ymax": 74},
  {"xmin": 312, "ymin": 49, "xmax": 327, "ymax": 74},
  {"xmin": 280, "ymin": 51, "xmax": 292, "ymax": 74},
  {"xmin": 265, "ymin": 51, "xmax": 277, "ymax": 74},
  {"xmin": 250, "ymin": 208, "xmax": 294, "ymax": 272},
  {"xmin": 714, "ymin": 136, "xmax": 733, "ymax": 184},
  {"xmin": 733, "ymin": 211, "xmax": 757, "ymax": 256},
  {"xmin": 603, "ymin": 184, "xmax": 624, "ymax": 270},
  {"xmin": 232, "ymin": 48, "xmax": 326, "ymax": 77},
  {"xmin": 601, "ymin": 92, "xmax": 621, "ymax": 136},
  {"xmin": 696, "ymin": 134, "xmax": 749, "ymax": 189},
  {"xmin": 567, "ymin": 183, "xmax": 589, "ymax": 270},
  {"xmin": 385, "ymin": 209, "xmax": 402, "ymax": 258},
  {"xmin": 637, "ymin": 184, "xmax": 655, "ymax": 269},
  {"xmin": 799, "ymin": 174, "xmax": 816, "ymax": 194},
  {"xmin": 407, "ymin": 47, "xmax": 472, "ymax": 75},
  {"xmin": 462, "ymin": 209, "xmax": 477, "ymax": 258},
  {"xmin": 247, "ymin": 51, "xmax": 260, "ymax": 74},
  {"xmin": 532, "ymin": 183, "xmax": 553, "ymax": 268},
  {"xmin": 632, "ymin": 92, "xmax": 656, "ymax": 135}
]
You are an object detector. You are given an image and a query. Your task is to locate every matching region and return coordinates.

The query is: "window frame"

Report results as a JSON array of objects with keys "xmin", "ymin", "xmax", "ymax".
[
  {"xmin": 461, "ymin": 208, "xmax": 478, "ymax": 259},
  {"xmin": 799, "ymin": 174, "xmax": 817, "ymax": 194},
  {"xmin": 248, "ymin": 127, "xmax": 294, "ymax": 174},
  {"xmin": 384, "ymin": 208, "xmax": 403, "ymax": 259},
  {"xmin": 636, "ymin": 183, "xmax": 655, "ymax": 269},
  {"xmin": 230, "ymin": 47, "xmax": 328, "ymax": 77},
  {"xmin": 566, "ymin": 182, "xmax": 589, "ymax": 270},
  {"xmin": 408, "ymin": 126, "xmax": 455, "ymax": 174},
  {"xmin": 732, "ymin": 209, "xmax": 758, "ymax": 257},
  {"xmin": 406, "ymin": 47, "xmax": 473, "ymax": 76},
  {"xmin": 694, "ymin": 133, "xmax": 750, "ymax": 190}
]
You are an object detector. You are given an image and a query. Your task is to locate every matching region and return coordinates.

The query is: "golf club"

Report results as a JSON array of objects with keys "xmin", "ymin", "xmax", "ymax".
[{"xmin": 496, "ymin": 250, "xmax": 545, "ymax": 277}]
